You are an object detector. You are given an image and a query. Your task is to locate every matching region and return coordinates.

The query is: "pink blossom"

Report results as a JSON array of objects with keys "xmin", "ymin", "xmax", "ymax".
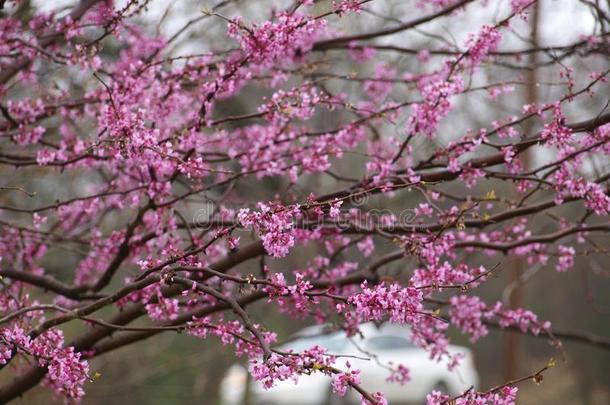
[
  {"xmin": 556, "ymin": 245, "xmax": 575, "ymax": 272},
  {"xmin": 449, "ymin": 295, "xmax": 489, "ymax": 342},
  {"xmin": 332, "ymin": 364, "xmax": 361, "ymax": 396},
  {"xmin": 386, "ymin": 364, "xmax": 411, "ymax": 385},
  {"xmin": 348, "ymin": 282, "xmax": 424, "ymax": 324},
  {"xmin": 333, "ymin": 0, "xmax": 363, "ymax": 15},
  {"xmin": 329, "ymin": 200, "xmax": 344, "ymax": 219},
  {"xmin": 465, "ymin": 25, "xmax": 502, "ymax": 68},
  {"xmin": 238, "ymin": 203, "xmax": 300, "ymax": 257},
  {"xmin": 228, "ymin": 13, "xmax": 326, "ymax": 67}
]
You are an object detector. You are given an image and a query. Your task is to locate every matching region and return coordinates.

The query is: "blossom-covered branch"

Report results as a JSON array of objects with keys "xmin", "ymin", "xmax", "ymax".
[{"xmin": 1, "ymin": 0, "xmax": 610, "ymax": 403}]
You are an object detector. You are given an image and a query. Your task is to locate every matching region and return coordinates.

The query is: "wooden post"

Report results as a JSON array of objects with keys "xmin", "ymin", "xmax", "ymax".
[{"xmin": 504, "ymin": 0, "xmax": 540, "ymax": 381}]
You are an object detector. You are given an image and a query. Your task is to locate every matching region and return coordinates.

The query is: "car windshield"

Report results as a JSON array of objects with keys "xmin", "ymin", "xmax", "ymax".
[{"xmin": 365, "ymin": 335, "xmax": 414, "ymax": 351}]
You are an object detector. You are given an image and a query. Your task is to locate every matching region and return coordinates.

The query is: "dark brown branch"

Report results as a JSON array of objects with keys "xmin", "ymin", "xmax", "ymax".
[
  {"xmin": 485, "ymin": 320, "xmax": 610, "ymax": 350},
  {"xmin": 0, "ymin": 270, "xmax": 98, "ymax": 300},
  {"xmin": 0, "ymin": 0, "xmax": 103, "ymax": 84},
  {"xmin": 313, "ymin": 0, "xmax": 474, "ymax": 50}
]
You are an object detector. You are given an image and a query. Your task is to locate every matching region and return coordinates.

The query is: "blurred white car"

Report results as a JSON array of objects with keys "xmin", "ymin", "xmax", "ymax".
[{"xmin": 220, "ymin": 323, "xmax": 479, "ymax": 405}]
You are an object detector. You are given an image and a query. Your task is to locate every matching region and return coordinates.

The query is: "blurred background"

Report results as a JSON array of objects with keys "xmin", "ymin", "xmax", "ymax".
[{"xmin": 2, "ymin": 0, "xmax": 610, "ymax": 403}]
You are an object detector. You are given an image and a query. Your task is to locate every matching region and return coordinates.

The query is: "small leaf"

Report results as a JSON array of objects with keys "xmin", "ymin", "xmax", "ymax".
[{"xmin": 485, "ymin": 190, "xmax": 497, "ymax": 200}]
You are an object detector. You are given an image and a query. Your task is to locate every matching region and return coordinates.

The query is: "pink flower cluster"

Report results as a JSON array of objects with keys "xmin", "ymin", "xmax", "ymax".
[
  {"xmin": 449, "ymin": 295, "xmax": 551, "ymax": 342},
  {"xmin": 363, "ymin": 391, "xmax": 389, "ymax": 405},
  {"xmin": 332, "ymin": 362, "xmax": 361, "ymax": 396},
  {"xmin": 119, "ymin": 279, "xmax": 180, "ymax": 321},
  {"xmin": 386, "ymin": 364, "xmax": 411, "ymax": 385},
  {"xmin": 238, "ymin": 202, "xmax": 301, "ymax": 257},
  {"xmin": 251, "ymin": 345, "xmax": 334, "ymax": 389},
  {"xmin": 553, "ymin": 166, "xmax": 610, "ymax": 215},
  {"xmin": 465, "ymin": 25, "xmax": 502, "ymax": 68},
  {"xmin": 511, "ymin": 0, "xmax": 533, "ymax": 14},
  {"xmin": 187, "ymin": 316, "xmax": 277, "ymax": 358},
  {"xmin": 409, "ymin": 73, "xmax": 464, "ymax": 137},
  {"xmin": 348, "ymin": 281, "xmax": 424, "ymax": 325},
  {"xmin": 449, "ymin": 295, "xmax": 489, "ymax": 343},
  {"xmin": 333, "ymin": 0, "xmax": 363, "ymax": 15},
  {"xmin": 413, "ymin": 262, "xmax": 488, "ymax": 291},
  {"xmin": 427, "ymin": 386, "xmax": 518, "ymax": 405},
  {"xmin": 364, "ymin": 63, "xmax": 397, "ymax": 102},
  {"xmin": 403, "ymin": 233, "xmax": 456, "ymax": 267},
  {"xmin": 556, "ymin": 245, "xmax": 576, "ymax": 272},
  {"xmin": 228, "ymin": 13, "xmax": 326, "ymax": 66},
  {"xmin": 541, "ymin": 105, "xmax": 573, "ymax": 150},
  {"xmin": 0, "ymin": 326, "xmax": 89, "ymax": 400},
  {"xmin": 494, "ymin": 304, "xmax": 551, "ymax": 335},
  {"xmin": 264, "ymin": 271, "xmax": 316, "ymax": 317},
  {"xmin": 259, "ymin": 84, "xmax": 325, "ymax": 125}
]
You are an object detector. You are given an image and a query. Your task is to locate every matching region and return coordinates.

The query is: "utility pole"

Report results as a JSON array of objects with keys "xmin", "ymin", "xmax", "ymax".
[{"xmin": 503, "ymin": 0, "xmax": 540, "ymax": 381}]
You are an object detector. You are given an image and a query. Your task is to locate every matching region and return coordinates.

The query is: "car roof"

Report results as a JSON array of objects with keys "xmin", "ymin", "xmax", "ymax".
[{"xmin": 291, "ymin": 322, "xmax": 412, "ymax": 340}]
